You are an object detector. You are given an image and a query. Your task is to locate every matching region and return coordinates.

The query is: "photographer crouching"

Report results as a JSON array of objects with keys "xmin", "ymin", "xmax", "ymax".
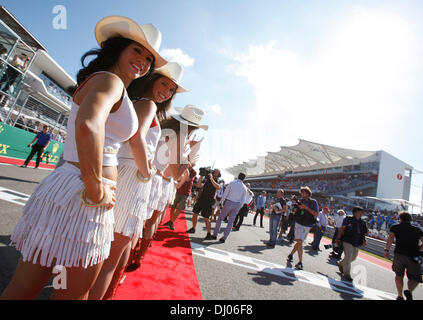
[{"xmin": 186, "ymin": 167, "xmax": 221, "ymax": 240}]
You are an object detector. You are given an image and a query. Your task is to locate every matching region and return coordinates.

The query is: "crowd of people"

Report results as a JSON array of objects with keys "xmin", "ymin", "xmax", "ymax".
[{"xmin": 249, "ymin": 173, "xmax": 377, "ymax": 195}]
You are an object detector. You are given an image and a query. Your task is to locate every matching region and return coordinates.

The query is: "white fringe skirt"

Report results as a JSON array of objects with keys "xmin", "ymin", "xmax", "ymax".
[
  {"xmin": 145, "ymin": 173, "xmax": 163, "ymax": 220},
  {"xmin": 114, "ymin": 158, "xmax": 152, "ymax": 239},
  {"xmin": 9, "ymin": 163, "xmax": 116, "ymax": 269},
  {"xmin": 157, "ymin": 177, "xmax": 174, "ymax": 212}
]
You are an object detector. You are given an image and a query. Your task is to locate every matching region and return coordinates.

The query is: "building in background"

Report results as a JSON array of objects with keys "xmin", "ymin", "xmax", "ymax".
[
  {"xmin": 226, "ymin": 139, "xmax": 414, "ymax": 212},
  {"xmin": 0, "ymin": 6, "xmax": 75, "ymax": 167}
]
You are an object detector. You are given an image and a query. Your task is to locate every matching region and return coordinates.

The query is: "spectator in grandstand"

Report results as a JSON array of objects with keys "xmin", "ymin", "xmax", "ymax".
[
  {"xmin": 254, "ymin": 191, "xmax": 267, "ymax": 228},
  {"xmin": 266, "ymin": 189, "xmax": 287, "ymax": 248},
  {"xmin": 311, "ymin": 206, "xmax": 329, "ymax": 251},
  {"xmin": 287, "ymin": 186, "xmax": 319, "ymax": 270},
  {"xmin": 233, "ymin": 183, "xmax": 254, "ymax": 231},
  {"xmin": 21, "ymin": 125, "xmax": 51, "ymax": 169},
  {"xmin": 336, "ymin": 206, "xmax": 368, "ymax": 282},
  {"xmin": 377, "ymin": 214, "xmax": 384, "ymax": 231},
  {"xmin": 187, "ymin": 169, "xmax": 222, "ymax": 240},
  {"xmin": 385, "ymin": 211, "xmax": 423, "ymax": 300},
  {"xmin": 163, "ymin": 166, "xmax": 197, "ymax": 231},
  {"xmin": 211, "ymin": 173, "xmax": 250, "ymax": 243},
  {"xmin": 330, "ymin": 209, "xmax": 346, "ymax": 259}
]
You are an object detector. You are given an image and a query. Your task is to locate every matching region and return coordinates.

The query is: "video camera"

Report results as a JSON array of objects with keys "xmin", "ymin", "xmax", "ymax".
[
  {"xmin": 199, "ymin": 166, "xmax": 221, "ymax": 178},
  {"xmin": 324, "ymin": 243, "xmax": 341, "ymax": 254}
]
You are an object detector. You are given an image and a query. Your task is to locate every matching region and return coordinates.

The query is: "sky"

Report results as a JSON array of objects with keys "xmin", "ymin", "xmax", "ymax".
[{"xmin": 3, "ymin": 0, "xmax": 423, "ymax": 210}]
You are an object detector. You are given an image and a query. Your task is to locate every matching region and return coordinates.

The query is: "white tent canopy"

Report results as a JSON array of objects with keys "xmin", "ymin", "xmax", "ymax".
[{"xmin": 227, "ymin": 139, "xmax": 377, "ymax": 177}]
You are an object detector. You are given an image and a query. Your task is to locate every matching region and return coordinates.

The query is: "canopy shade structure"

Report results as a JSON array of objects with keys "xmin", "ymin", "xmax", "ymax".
[{"xmin": 226, "ymin": 139, "xmax": 377, "ymax": 178}]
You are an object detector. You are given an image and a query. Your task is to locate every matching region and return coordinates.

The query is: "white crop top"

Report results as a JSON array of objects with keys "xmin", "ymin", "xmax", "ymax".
[
  {"xmin": 118, "ymin": 114, "xmax": 161, "ymax": 161},
  {"xmin": 63, "ymin": 71, "xmax": 138, "ymax": 167}
]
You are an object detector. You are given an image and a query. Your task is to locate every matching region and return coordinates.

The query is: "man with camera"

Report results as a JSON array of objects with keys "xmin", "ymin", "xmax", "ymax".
[
  {"xmin": 287, "ymin": 186, "xmax": 319, "ymax": 270},
  {"xmin": 266, "ymin": 189, "xmax": 288, "ymax": 248},
  {"xmin": 385, "ymin": 211, "xmax": 423, "ymax": 300},
  {"xmin": 187, "ymin": 168, "xmax": 221, "ymax": 240},
  {"xmin": 336, "ymin": 206, "xmax": 368, "ymax": 282}
]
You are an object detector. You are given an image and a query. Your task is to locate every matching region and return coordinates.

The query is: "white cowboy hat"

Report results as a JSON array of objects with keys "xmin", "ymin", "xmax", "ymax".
[
  {"xmin": 95, "ymin": 15, "xmax": 167, "ymax": 68},
  {"xmin": 172, "ymin": 105, "xmax": 208, "ymax": 130},
  {"xmin": 153, "ymin": 62, "xmax": 190, "ymax": 93}
]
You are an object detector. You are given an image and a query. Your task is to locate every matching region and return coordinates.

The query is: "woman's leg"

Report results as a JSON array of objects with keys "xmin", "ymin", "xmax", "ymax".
[
  {"xmin": 49, "ymin": 261, "xmax": 105, "ymax": 300},
  {"xmin": 102, "ymin": 241, "xmax": 132, "ymax": 300},
  {"xmin": 87, "ymin": 233, "xmax": 131, "ymax": 300},
  {"xmin": 0, "ymin": 256, "xmax": 53, "ymax": 300}
]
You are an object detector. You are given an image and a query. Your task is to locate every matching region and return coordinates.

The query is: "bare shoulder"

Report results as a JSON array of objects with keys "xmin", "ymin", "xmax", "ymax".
[
  {"xmin": 133, "ymin": 99, "xmax": 157, "ymax": 113},
  {"xmin": 75, "ymin": 72, "xmax": 124, "ymax": 104}
]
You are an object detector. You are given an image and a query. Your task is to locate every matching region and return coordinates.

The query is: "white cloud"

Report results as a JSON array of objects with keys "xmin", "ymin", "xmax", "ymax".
[
  {"xmin": 159, "ymin": 48, "xmax": 195, "ymax": 67},
  {"xmin": 222, "ymin": 7, "xmax": 419, "ymax": 166},
  {"xmin": 209, "ymin": 104, "xmax": 222, "ymax": 115}
]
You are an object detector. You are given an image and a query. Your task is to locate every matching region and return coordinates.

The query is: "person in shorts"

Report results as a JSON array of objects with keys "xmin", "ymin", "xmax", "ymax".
[
  {"xmin": 163, "ymin": 167, "xmax": 197, "ymax": 230},
  {"xmin": 287, "ymin": 186, "xmax": 319, "ymax": 270},
  {"xmin": 385, "ymin": 211, "xmax": 423, "ymax": 300}
]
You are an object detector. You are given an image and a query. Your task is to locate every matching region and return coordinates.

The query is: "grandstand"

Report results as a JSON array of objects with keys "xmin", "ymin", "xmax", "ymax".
[
  {"xmin": 0, "ymin": 6, "xmax": 75, "ymax": 166},
  {"xmin": 226, "ymin": 139, "xmax": 414, "ymax": 211}
]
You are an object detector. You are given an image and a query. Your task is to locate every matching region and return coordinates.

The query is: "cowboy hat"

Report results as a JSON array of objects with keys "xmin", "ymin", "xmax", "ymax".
[
  {"xmin": 95, "ymin": 15, "xmax": 167, "ymax": 68},
  {"xmin": 172, "ymin": 105, "xmax": 208, "ymax": 130},
  {"xmin": 153, "ymin": 62, "xmax": 190, "ymax": 93}
]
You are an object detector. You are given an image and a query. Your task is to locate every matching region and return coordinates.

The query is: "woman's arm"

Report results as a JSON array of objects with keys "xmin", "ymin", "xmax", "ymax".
[
  {"xmin": 74, "ymin": 73, "xmax": 124, "ymax": 203},
  {"xmin": 128, "ymin": 99, "xmax": 157, "ymax": 178}
]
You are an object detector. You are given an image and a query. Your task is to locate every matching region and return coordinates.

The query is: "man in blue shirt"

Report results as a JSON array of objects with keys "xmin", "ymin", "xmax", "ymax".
[
  {"xmin": 253, "ymin": 191, "xmax": 267, "ymax": 228},
  {"xmin": 21, "ymin": 125, "xmax": 51, "ymax": 169}
]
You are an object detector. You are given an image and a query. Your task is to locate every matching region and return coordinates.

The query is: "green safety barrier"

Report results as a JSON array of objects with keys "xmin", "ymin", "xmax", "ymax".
[{"xmin": 0, "ymin": 122, "xmax": 64, "ymax": 165}]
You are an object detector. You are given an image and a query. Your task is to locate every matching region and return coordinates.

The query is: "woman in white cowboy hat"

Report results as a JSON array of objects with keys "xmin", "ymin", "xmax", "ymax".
[
  {"xmin": 124, "ymin": 105, "xmax": 207, "ymax": 273},
  {"xmin": 1, "ymin": 16, "xmax": 167, "ymax": 300},
  {"xmin": 87, "ymin": 62, "xmax": 190, "ymax": 300}
]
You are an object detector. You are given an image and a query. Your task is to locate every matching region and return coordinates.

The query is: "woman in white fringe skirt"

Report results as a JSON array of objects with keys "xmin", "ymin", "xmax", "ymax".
[
  {"xmin": 0, "ymin": 15, "xmax": 166, "ymax": 300},
  {"xmin": 88, "ymin": 62, "xmax": 189, "ymax": 300},
  {"xmin": 125, "ymin": 105, "xmax": 208, "ymax": 272}
]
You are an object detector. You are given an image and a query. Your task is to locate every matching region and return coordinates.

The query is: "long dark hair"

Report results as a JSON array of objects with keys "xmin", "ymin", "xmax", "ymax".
[
  {"xmin": 75, "ymin": 36, "xmax": 155, "ymax": 87},
  {"xmin": 127, "ymin": 73, "xmax": 177, "ymax": 121}
]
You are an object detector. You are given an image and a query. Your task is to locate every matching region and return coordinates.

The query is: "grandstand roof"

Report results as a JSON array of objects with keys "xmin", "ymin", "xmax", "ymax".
[{"xmin": 226, "ymin": 139, "xmax": 377, "ymax": 177}]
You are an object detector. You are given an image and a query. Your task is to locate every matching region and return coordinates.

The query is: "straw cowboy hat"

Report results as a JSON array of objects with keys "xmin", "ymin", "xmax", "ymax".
[
  {"xmin": 95, "ymin": 15, "xmax": 167, "ymax": 68},
  {"xmin": 173, "ymin": 105, "xmax": 208, "ymax": 130},
  {"xmin": 153, "ymin": 62, "xmax": 190, "ymax": 93}
]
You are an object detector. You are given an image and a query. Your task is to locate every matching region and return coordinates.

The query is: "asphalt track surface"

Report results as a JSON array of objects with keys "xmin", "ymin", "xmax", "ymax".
[{"xmin": 0, "ymin": 163, "xmax": 422, "ymax": 300}]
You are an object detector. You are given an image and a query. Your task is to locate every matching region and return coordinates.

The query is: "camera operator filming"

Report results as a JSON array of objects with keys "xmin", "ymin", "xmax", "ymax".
[{"xmin": 186, "ymin": 167, "xmax": 221, "ymax": 240}]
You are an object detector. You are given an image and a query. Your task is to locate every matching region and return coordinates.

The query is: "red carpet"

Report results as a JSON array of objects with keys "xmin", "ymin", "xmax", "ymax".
[
  {"xmin": 113, "ymin": 208, "xmax": 202, "ymax": 300},
  {"xmin": 0, "ymin": 155, "xmax": 56, "ymax": 170}
]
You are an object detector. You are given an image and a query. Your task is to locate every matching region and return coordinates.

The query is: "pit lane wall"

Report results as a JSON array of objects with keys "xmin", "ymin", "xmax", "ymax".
[{"xmin": 0, "ymin": 122, "xmax": 63, "ymax": 168}]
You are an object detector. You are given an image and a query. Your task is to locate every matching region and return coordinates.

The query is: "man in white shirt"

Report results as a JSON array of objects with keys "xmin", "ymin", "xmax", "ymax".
[
  {"xmin": 233, "ymin": 183, "xmax": 254, "ymax": 231},
  {"xmin": 211, "ymin": 173, "xmax": 249, "ymax": 243},
  {"xmin": 311, "ymin": 206, "xmax": 329, "ymax": 251},
  {"xmin": 330, "ymin": 209, "xmax": 346, "ymax": 258}
]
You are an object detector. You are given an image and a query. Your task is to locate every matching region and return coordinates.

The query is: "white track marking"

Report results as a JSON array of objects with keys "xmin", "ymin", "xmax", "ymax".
[{"xmin": 190, "ymin": 242, "xmax": 396, "ymax": 300}]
